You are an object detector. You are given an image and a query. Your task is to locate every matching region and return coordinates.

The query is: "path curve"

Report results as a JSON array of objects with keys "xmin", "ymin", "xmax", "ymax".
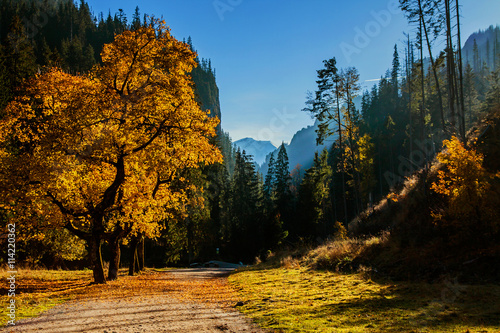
[{"xmin": 2, "ymin": 269, "xmax": 264, "ymax": 333}]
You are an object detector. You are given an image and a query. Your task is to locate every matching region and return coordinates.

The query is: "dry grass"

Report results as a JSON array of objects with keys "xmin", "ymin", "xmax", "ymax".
[
  {"xmin": 279, "ymin": 256, "xmax": 301, "ymax": 269},
  {"xmin": 300, "ymin": 233, "xmax": 389, "ymax": 272}
]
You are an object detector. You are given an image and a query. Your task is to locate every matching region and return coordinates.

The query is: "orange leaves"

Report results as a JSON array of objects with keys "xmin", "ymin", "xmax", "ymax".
[
  {"xmin": 431, "ymin": 137, "xmax": 488, "ymax": 207},
  {"xmin": 0, "ymin": 20, "xmax": 222, "ymax": 253},
  {"xmin": 431, "ymin": 136, "xmax": 500, "ymax": 234},
  {"xmin": 99, "ymin": 20, "xmax": 195, "ymax": 99},
  {"xmin": 5, "ymin": 269, "xmax": 238, "ymax": 314}
]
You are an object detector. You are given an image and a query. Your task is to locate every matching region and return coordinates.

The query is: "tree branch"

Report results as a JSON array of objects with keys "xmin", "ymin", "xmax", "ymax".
[
  {"xmin": 152, "ymin": 171, "xmax": 175, "ymax": 199},
  {"xmin": 64, "ymin": 220, "xmax": 90, "ymax": 241},
  {"xmin": 95, "ymin": 155, "xmax": 126, "ymax": 215},
  {"xmin": 46, "ymin": 191, "xmax": 86, "ymax": 218},
  {"xmin": 131, "ymin": 103, "xmax": 184, "ymax": 154},
  {"xmin": 45, "ymin": 191, "xmax": 90, "ymax": 240}
]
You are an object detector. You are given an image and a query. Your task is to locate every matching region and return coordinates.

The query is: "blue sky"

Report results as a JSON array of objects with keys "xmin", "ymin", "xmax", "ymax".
[{"xmin": 85, "ymin": 0, "xmax": 500, "ymax": 146}]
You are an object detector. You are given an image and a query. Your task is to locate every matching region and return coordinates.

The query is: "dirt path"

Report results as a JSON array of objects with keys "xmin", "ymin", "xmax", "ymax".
[{"xmin": 3, "ymin": 269, "xmax": 265, "ymax": 333}]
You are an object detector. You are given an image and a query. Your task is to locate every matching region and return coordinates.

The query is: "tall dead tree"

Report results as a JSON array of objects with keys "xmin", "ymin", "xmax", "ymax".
[
  {"xmin": 444, "ymin": 0, "xmax": 457, "ymax": 135},
  {"xmin": 455, "ymin": 0, "xmax": 466, "ymax": 140},
  {"xmin": 400, "ymin": 0, "xmax": 447, "ymax": 135}
]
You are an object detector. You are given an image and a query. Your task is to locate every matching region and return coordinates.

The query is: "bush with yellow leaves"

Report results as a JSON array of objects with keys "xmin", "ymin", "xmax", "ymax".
[{"xmin": 431, "ymin": 136, "xmax": 500, "ymax": 244}]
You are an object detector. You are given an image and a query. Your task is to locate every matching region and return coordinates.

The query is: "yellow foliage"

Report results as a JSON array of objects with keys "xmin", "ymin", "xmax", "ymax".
[
  {"xmin": 431, "ymin": 136, "xmax": 500, "ymax": 234},
  {"xmin": 332, "ymin": 221, "xmax": 348, "ymax": 240},
  {"xmin": 0, "ymin": 21, "xmax": 222, "ymax": 248}
]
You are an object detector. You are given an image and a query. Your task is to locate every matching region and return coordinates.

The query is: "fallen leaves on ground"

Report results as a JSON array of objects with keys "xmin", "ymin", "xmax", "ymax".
[{"xmin": 0, "ymin": 268, "xmax": 239, "ymax": 324}]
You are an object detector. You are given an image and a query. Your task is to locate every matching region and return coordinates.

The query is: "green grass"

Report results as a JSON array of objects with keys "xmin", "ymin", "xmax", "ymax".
[
  {"xmin": 229, "ymin": 267, "xmax": 500, "ymax": 332},
  {"xmin": 0, "ymin": 268, "xmax": 93, "ymax": 324}
]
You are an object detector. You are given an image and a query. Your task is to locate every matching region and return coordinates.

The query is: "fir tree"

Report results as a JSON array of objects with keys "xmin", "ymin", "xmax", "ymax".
[
  {"xmin": 272, "ymin": 143, "xmax": 294, "ymax": 233},
  {"xmin": 3, "ymin": 16, "xmax": 36, "ymax": 88},
  {"xmin": 298, "ymin": 149, "xmax": 333, "ymax": 239},
  {"xmin": 391, "ymin": 44, "xmax": 400, "ymax": 104},
  {"xmin": 263, "ymin": 152, "xmax": 276, "ymax": 202},
  {"xmin": 132, "ymin": 6, "xmax": 141, "ymax": 31},
  {"xmin": 228, "ymin": 149, "xmax": 265, "ymax": 261},
  {"xmin": 274, "ymin": 143, "xmax": 291, "ymax": 204}
]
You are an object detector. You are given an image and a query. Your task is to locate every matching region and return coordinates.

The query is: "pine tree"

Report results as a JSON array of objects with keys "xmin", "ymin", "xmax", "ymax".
[
  {"xmin": 473, "ymin": 39, "xmax": 480, "ymax": 72},
  {"xmin": 303, "ymin": 57, "xmax": 349, "ymax": 223},
  {"xmin": 399, "ymin": 0, "xmax": 446, "ymax": 133},
  {"xmin": 132, "ymin": 6, "xmax": 141, "ymax": 30},
  {"xmin": 273, "ymin": 143, "xmax": 293, "ymax": 233},
  {"xmin": 484, "ymin": 66, "xmax": 500, "ymax": 112},
  {"xmin": 486, "ymin": 39, "xmax": 491, "ymax": 69},
  {"xmin": 297, "ymin": 149, "xmax": 333, "ymax": 239},
  {"xmin": 228, "ymin": 149, "xmax": 265, "ymax": 261},
  {"xmin": 274, "ymin": 143, "xmax": 292, "ymax": 206},
  {"xmin": 391, "ymin": 44, "xmax": 400, "ymax": 106},
  {"xmin": 464, "ymin": 63, "xmax": 479, "ymax": 128},
  {"xmin": 342, "ymin": 67, "xmax": 363, "ymax": 214},
  {"xmin": 263, "ymin": 152, "xmax": 276, "ymax": 203},
  {"xmin": 3, "ymin": 16, "xmax": 37, "ymax": 89}
]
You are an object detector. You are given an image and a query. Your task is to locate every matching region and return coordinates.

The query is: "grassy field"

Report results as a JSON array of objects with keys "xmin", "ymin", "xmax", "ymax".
[
  {"xmin": 0, "ymin": 267, "xmax": 238, "ymax": 326},
  {"xmin": 0, "ymin": 269, "xmax": 93, "ymax": 322},
  {"xmin": 229, "ymin": 267, "xmax": 500, "ymax": 333}
]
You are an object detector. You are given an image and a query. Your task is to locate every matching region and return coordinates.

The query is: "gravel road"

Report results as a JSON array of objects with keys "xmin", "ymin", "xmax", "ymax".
[{"xmin": 2, "ymin": 268, "xmax": 264, "ymax": 333}]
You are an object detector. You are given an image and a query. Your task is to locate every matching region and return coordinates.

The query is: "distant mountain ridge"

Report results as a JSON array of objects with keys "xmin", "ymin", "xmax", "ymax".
[
  {"xmin": 233, "ymin": 138, "xmax": 276, "ymax": 165},
  {"xmin": 260, "ymin": 120, "xmax": 335, "ymax": 176},
  {"xmin": 463, "ymin": 25, "xmax": 499, "ymax": 70}
]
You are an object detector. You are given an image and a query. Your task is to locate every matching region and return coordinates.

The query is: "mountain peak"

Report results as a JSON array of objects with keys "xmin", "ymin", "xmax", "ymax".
[{"xmin": 234, "ymin": 138, "xmax": 276, "ymax": 165}]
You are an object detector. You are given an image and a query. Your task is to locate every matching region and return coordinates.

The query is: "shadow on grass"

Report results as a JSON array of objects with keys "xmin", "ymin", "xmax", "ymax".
[{"xmin": 229, "ymin": 266, "xmax": 500, "ymax": 332}]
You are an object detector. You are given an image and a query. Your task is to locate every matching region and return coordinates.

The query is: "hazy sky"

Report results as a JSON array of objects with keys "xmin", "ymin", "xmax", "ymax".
[{"xmin": 85, "ymin": 0, "xmax": 500, "ymax": 146}]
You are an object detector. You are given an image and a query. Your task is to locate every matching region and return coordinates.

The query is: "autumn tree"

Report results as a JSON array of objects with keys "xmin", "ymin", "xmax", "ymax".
[
  {"xmin": 0, "ymin": 21, "xmax": 221, "ymax": 283},
  {"xmin": 431, "ymin": 136, "xmax": 500, "ymax": 244}
]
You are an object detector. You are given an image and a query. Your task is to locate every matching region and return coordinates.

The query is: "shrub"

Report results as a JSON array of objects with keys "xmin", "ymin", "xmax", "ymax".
[{"xmin": 431, "ymin": 136, "xmax": 500, "ymax": 245}]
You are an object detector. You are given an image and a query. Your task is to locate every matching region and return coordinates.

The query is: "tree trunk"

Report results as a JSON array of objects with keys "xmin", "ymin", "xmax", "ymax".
[
  {"xmin": 419, "ymin": 15, "xmax": 427, "ymax": 146},
  {"xmin": 335, "ymin": 79, "xmax": 348, "ymax": 224},
  {"xmin": 129, "ymin": 237, "xmax": 138, "ymax": 276},
  {"xmin": 89, "ymin": 234, "xmax": 106, "ymax": 284},
  {"xmin": 445, "ymin": 0, "xmax": 457, "ymax": 134},
  {"xmin": 107, "ymin": 237, "xmax": 121, "ymax": 281},
  {"xmin": 455, "ymin": 0, "xmax": 466, "ymax": 141},
  {"xmin": 418, "ymin": 0, "xmax": 446, "ymax": 134},
  {"xmin": 137, "ymin": 236, "xmax": 145, "ymax": 271},
  {"xmin": 407, "ymin": 34, "xmax": 413, "ymax": 163},
  {"xmin": 134, "ymin": 245, "xmax": 140, "ymax": 273}
]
